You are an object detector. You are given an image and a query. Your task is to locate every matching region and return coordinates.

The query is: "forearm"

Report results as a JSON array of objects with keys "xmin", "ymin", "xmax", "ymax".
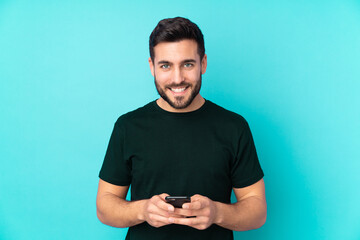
[
  {"xmin": 96, "ymin": 193, "xmax": 146, "ymax": 228},
  {"xmin": 214, "ymin": 196, "xmax": 267, "ymax": 231}
]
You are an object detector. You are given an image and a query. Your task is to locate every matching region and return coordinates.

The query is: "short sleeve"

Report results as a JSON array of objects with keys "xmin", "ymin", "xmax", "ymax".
[
  {"xmin": 231, "ymin": 121, "xmax": 264, "ymax": 188},
  {"xmin": 99, "ymin": 119, "xmax": 131, "ymax": 186}
]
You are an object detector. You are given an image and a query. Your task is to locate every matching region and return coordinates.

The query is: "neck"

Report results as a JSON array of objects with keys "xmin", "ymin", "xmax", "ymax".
[{"xmin": 156, "ymin": 94, "xmax": 205, "ymax": 113}]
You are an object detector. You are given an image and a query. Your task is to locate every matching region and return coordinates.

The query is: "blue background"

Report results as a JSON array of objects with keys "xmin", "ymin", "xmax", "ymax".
[{"xmin": 1, "ymin": 1, "xmax": 359, "ymax": 239}]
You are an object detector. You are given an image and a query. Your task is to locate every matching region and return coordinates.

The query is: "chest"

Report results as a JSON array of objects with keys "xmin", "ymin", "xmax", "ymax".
[{"xmin": 125, "ymin": 122, "xmax": 235, "ymax": 199}]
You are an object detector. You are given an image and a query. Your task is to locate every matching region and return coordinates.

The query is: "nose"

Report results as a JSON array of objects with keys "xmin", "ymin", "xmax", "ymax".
[{"xmin": 172, "ymin": 67, "xmax": 184, "ymax": 84}]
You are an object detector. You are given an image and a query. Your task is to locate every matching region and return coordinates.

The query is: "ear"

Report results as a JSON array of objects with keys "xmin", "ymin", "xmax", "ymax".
[
  {"xmin": 201, "ymin": 54, "xmax": 207, "ymax": 74},
  {"xmin": 148, "ymin": 57, "xmax": 155, "ymax": 77}
]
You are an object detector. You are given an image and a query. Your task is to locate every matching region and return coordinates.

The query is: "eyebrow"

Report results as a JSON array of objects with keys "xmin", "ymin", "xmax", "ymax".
[
  {"xmin": 157, "ymin": 60, "xmax": 171, "ymax": 65},
  {"xmin": 157, "ymin": 59, "xmax": 197, "ymax": 65}
]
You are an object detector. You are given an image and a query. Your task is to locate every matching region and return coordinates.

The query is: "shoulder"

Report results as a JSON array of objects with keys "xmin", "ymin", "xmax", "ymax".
[
  {"xmin": 206, "ymin": 100, "xmax": 249, "ymax": 128},
  {"xmin": 114, "ymin": 101, "xmax": 156, "ymax": 126}
]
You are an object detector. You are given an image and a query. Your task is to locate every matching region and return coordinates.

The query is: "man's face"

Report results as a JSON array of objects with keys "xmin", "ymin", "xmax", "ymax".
[{"xmin": 149, "ymin": 39, "xmax": 207, "ymax": 111}]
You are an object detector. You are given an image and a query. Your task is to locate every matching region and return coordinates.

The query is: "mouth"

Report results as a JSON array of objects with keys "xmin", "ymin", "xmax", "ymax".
[
  {"xmin": 170, "ymin": 87, "xmax": 187, "ymax": 93},
  {"xmin": 167, "ymin": 85, "xmax": 190, "ymax": 96}
]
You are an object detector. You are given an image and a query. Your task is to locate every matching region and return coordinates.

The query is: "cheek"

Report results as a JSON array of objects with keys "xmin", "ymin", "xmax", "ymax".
[
  {"xmin": 155, "ymin": 71, "xmax": 171, "ymax": 83},
  {"xmin": 186, "ymin": 71, "xmax": 201, "ymax": 81}
]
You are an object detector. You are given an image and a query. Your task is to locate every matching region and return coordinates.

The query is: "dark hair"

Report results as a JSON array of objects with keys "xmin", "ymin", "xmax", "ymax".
[{"xmin": 149, "ymin": 17, "xmax": 205, "ymax": 62}]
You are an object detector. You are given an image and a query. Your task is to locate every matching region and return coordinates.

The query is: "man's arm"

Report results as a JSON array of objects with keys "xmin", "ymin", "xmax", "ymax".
[
  {"xmin": 96, "ymin": 179, "xmax": 141, "ymax": 228},
  {"xmin": 171, "ymin": 178, "xmax": 267, "ymax": 231},
  {"xmin": 96, "ymin": 179, "xmax": 177, "ymax": 228},
  {"xmin": 215, "ymin": 178, "xmax": 267, "ymax": 231}
]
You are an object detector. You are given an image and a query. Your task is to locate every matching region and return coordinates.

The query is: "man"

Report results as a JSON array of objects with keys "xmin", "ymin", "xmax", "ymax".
[{"xmin": 97, "ymin": 17, "xmax": 266, "ymax": 239}]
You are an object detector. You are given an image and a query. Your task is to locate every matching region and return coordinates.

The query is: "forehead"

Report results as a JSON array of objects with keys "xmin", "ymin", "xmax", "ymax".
[{"xmin": 153, "ymin": 39, "xmax": 200, "ymax": 63}]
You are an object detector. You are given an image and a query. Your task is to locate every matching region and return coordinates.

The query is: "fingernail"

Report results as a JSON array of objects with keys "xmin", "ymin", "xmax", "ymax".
[
  {"xmin": 168, "ymin": 206, "xmax": 174, "ymax": 212},
  {"xmin": 183, "ymin": 204, "xmax": 188, "ymax": 209},
  {"xmin": 169, "ymin": 218, "xmax": 174, "ymax": 223}
]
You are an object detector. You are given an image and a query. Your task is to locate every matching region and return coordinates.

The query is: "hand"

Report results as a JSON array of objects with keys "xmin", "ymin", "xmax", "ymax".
[
  {"xmin": 170, "ymin": 194, "xmax": 218, "ymax": 230},
  {"xmin": 142, "ymin": 193, "xmax": 180, "ymax": 228}
]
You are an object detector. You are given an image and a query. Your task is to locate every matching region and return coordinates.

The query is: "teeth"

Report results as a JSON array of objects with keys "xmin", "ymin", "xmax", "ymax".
[{"xmin": 171, "ymin": 87, "xmax": 186, "ymax": 93}]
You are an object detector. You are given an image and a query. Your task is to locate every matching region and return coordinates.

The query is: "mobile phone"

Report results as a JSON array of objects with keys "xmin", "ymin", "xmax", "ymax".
[{"xmin": 165, "ymin": 196, "xmax": 191, "ymax": 208}]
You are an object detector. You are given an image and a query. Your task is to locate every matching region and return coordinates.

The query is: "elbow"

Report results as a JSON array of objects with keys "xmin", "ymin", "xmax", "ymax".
[
  {"xmin": 255, "ymin": 211, "xmax": 267, "ymax": 229},
  {"xmin": 96, "ymin": 208, "xmax": 126, "ymax": 228},
  {"xmin": 254, "ymin": 205, "xmax": 267, "ymax": 229},
  {"xmin": 240, "ymin": 211, "xmax": 267, "ymax": 231},
  {"xmin": 96, "ymin": 208, "xmax": 108, "ymax": 225},
  {"xmin": 96, "ymin": 199, "xmax": 106, "ymax": 224},
  {"xmin": 236, "ymin": 204, "xmax": 267, "ymax": 231},
  {"xmin": 254, "ymin": 197, "xmax": 267, "ymax": 229},
  {"xmin": 96, "ymin": 195, "xmax": 130, "ymax": 228},
  {"xmin": 96, "ymin": 197, "xmax": 114, "ymax": 226},
  {"xmin": 96, "ymin": 203, "xmax": 119, "ymax": 227}
]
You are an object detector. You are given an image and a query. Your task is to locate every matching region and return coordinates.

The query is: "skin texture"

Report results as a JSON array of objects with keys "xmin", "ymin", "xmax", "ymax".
[
  {"xmin": 96, "ymin": 39, "xmax": 267, "ymax": 231},
  {"xmin": 149, "ymin": 39, "xmax": 207, "ymax": 113}
]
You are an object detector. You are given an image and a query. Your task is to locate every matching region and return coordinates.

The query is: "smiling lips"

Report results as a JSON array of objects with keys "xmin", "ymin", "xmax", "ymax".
[
  {"xmin": 170, "ymin": 87, "xmax": 187, "ymax": 93},
  {"xmin": 168, "ymin": 86, "xmax": 189, "ymax": 95}
]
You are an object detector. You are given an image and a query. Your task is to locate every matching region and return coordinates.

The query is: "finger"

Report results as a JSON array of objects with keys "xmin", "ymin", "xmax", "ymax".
[
  {"xmin": 149, "ymin": 205, "xmax": 174, "ymax": 217},
  {"xmin": 169, "ymin": 216, "xmax": 202, "ymax": 226},
  {"xmin": 183, "ymin": 200, "xmax": 203, "ymax": 210},
  {"xmin": 151, "ymin": 194, "xmax": 174, "ymax": 212},
  {"xmin": 191, "ymin": 194, "xmax": 203, "ymax": 201},
  {"xmin": 148, "ymin": 214, "xmax": 172, "ymax": 227},
  {"xmin": 169, "ymin": 212, "xmax": 185, "ymax": 218},
  {"xmin": 156, "ymin": 197, "xmax": 175, "ymax": 212},
  {"xmin": 159, "ymin": 193, "xmax": 170, "ymax": 200},
  {"xmin": 147, "ymin": 199, "xmax": 174, "ymax": 217},
  {"xmin": 173, "ymin": 208, "xmax": 198, "ymax": 217}
]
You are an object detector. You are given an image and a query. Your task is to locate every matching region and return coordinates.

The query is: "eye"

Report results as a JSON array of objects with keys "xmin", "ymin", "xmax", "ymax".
[
  {"xmin": 184, "ymin": 63, "xmax": 193, "ymax": 68},
  {"xmin": 160, "ymin": 64, "xmax": 170, "ymax": 69}
]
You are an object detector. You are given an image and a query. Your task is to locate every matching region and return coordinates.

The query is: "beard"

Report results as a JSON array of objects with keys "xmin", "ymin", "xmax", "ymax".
[{"xmin": 154, "ymin": 74, "xmax": 202, "ymax": 109}]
